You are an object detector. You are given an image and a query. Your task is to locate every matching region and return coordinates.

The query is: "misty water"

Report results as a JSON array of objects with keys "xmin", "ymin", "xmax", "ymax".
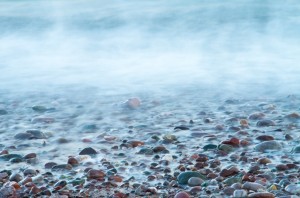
[{"xmin": 1, "ymin": 0, "xmax": 300, "ymax": 96}]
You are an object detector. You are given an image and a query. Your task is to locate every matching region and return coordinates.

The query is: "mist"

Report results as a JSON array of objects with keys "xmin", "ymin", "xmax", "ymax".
[{"xmin": 1, "ymin": 0, "xmax": 300, "ymax": 97}]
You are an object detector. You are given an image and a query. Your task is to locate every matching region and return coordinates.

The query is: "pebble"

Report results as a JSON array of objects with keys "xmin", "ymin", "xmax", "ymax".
[
  {"xmin": 9, "ymin": 173, "xmax": 23, "ymax": 182},
  {"xmin": 256, "ymin": 135, "xmax": 275, "ymax": 141},
  {"xmin": 174, "ymin": 191, "xmax": 190, "ymax": 198},
  {"xmin": 187, "ymin": 177, "xmax": 203, "ymax": 186},
  {"xmin": 285, "ymin": 184, "xmax": 300, "ymax": 194},
  {"xmin": 233, "ymin": 189, "xmax": 247, "ymax": 197},
  {"xmin": 249, "ymin": 112, "xmax": 265, "ymax": 120},
  {"xmin": 242, "ymin": 182, "xmax": 265, "ymax": 191},
  {"xmin": 177, "ymin": 171, "xmax": 206, "ymax": 185},
  {"xmin": 125, "ymin": 98, "xmax": 141, "ymax": 109},
  {"xmin": 256, "ymin": 119, "xmax": 276, "ymax": 127},
  {"xmin": 255, "ymin": 140, "xmax": 282, "ymax": 152},
  {"xmin": 51, "ymin": 164, "xmax": 72, "ymax": 171},
  {"xmin": 79, "ymin": 147, "xmax": 97, "ymax": 155},
  {"xmin": 248, "ymin": 192, "xmax": 275, "ymax": 198},
  {"xmin": 87, "ymin": 169, "xmax": 105, "ymax": 179},
  {"xmin": 292, "ymin": 146, "xmax": 300, "ymax": 153}
]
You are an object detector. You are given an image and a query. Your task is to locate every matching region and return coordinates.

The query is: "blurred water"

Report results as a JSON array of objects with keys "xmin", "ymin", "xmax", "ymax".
[{"xmin": 0, "ymin": 0, "xmax": 300, "ymax": 96}]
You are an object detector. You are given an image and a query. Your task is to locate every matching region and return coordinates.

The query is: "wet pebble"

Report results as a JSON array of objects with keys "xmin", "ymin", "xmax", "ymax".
[
  {"xmin": 125, "ymin": 98, "xmax": 141, "ymax": 109},
  {"xmin": 79, "ymin": 147, "xmax": 97, "ymax": 155},
  {"xmin": 233, "ymin": 189, "xmax": 247, "ymax": 197},
  {"xmin": 242, "ymin": 182, "xmax": 265, "ymax": 191},
  {"xmin": 256, "ymin": 119, "xmax": 276, "ymax": 127},
  {"xmin": 248, "ymin": 192, "xmax": 275, "ymax": 198},
  {"xmin": 249, "ymin": 112, "xmax": 265, "ymax": 120},
  {"xmin": 174, "ymin": 191, "xmax": 190, "ymax": 198},
  {"xmin": 285, "ymin": 184, "xmax": 300, "ymax": 194},
  {"xmin": 187, "ymin": 177, "xmax": 203, "ymax": 186},
  {"xmin": 87, "ymin": 169, "xmax": 105, "ymax": 179},
  {"xmin": 256, "ymin": 135, "xmax": 275, "ymax": 141},
  {"xmin": 255, "ymin": 140, "xmax": 282, "ymax": 152},
  {"xmin": 177, "ymin": 171, "xmax": 206, "ymax": 185}
]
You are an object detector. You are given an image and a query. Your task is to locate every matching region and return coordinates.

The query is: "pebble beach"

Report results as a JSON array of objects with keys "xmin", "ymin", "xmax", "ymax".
[{"xmin": 0, "ymin": 88, "xmax": 299, "ymax": 198}]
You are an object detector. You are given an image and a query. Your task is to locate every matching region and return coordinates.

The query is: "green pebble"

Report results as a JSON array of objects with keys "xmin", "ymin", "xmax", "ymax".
[
  {"xmin": 203, "ymin": 144, "xmax": 217, "ymax": 151},
  {"xmin": 177, "ymin": 171, "xmax": 206, "ymax": 185}
]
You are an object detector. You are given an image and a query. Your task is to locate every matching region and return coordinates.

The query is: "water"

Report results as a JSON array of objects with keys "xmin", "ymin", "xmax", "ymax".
[{"xmin": 0, "ymin": 0, "xmax": 300, "ymax": 96}]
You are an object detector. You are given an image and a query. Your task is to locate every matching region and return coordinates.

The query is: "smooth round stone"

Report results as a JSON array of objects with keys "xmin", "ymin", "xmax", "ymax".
[
  {"xmin": 248, "ymin": 112, "xmax": 265, "ymax": 120},
  {"xmin": 56, "ymin": 138, "xmax": 70, "ymax": 144},
  {"xmin": 26, "ymin": 130, "xmax": 46, "ymax": 139},
  {"xmin": 44, "ymin": 162, "xmax": 57, "ymax": 169},
  {"xmin": 292, "ymin": 146, "xmax": 300, "ymax": 153},
  {"xmin": 203, "ymin": 144, "xmax": 217, "ymax": 151},
  {"xmin": 51, "ymin": 164, "xmax": 72, "ymax": 171},
  {"xmin": 125, "ymin": 98, "xmax": 141, "ymax": 109},
  {"xmin": 177, "ymin": 171, "xmax": 206, "ymax": 185},
  {"xmin": 255, "ymin": 141, "xmax": 282, "ymax": 152},
  {"xmin": 24, "ymin": 153, "xmax": 37, "ymax": 159},
  {"xmin": 256, "ymin": 135, "xmax": 274, "ymax": 141},
  {"xmin": 174, "ymin": 191, "xmax": 190, "ymax": 198},
  {"xmin": 256, "ymin": 119, "xmax": 276, "ymax": 127},
  {"xmin": 23, "ymin": 169, "xmax": 37, "ymax": 176},
  {"xmin": 79, "ymin": 147, "xmax": 97, "ymax": 155},
  {"xmin": 223, "ymin": 187, "xmax": 235, "ymax": 196},
  {"xmin": 248, "ymin": 192, "xmax": 275, "ymax": 198},
  {"xmin": 242, "ymin": 182, "xmax": 265, "ymax": 191},
  {"xmin": 233, "ymin": 189, "xmax": 247, "ymax": 197},
  {"xmin": 87, "ymin": 169, "xmax": 105, "ymax": 179},
  {"xmin": 9, "ymin": 173, "xmax": 23, "ymax": 182},
  {"xmin": 14, "ymin": 133, "xmax": 32, "ymax": 140},
  {"xmin": 0, "ymin": 109, "xmax": 8, "ymax": 115},
  {"xmin": 9, "ymin": 157, "xmax": 23, "ymax": 163},
  {"xmin": 257, "ymin": 157, "xmax": 272, "ymax": 164},
  {"xmin": 218, "ymin": 144, "xmax": 234, "ymax": 153},
  {"xmin": 32, "ymin": 106, "xmax": 48, "ymax": 112},
  {"xmin": 285, "ymin": 184, "xmax": 300, "ymax": 194},
  {"xmin": 0, "ymin": 154, "xmax": 23, "ymax": 161},
  {"xmin": 188, "ymin": 177, "xmax": 203, "ymax": 186},
  {"xmin": 285, "ymin": 112, "xmax": 300, "ymax": 120}
]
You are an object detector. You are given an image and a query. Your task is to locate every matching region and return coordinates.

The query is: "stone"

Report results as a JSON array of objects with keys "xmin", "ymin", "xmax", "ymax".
[
  {"xmin": 79, "ymin": 147, "xmax": 97, "ymax": 155},
  {"xmin": 177, "ymin": 171, "xmax": 206, "ymax": 185},
  {"xmin": 125, "ymin": 98, "xmax": 141, "ymax": 109},
  {"xmin": 242, "ymin": 182, "xmax": 265, "ymax": 191},
  {"xmin": 203, "ymin": 144, "xmax": 217, "ymax": 151},
  {"xmin": 257, "ymin": 158, "xmax": 272, "ymax": 165},
  {"xmin": 255, "ymin": 141, "xmax": 282, "ymax": 152},
  {"xmin": 249, "ymin": 112, "xmax": 265, "ymax": 120},
  {"xmin": 285, "ymin": 184, "xmax": 300, "ymax": 194},
  {"xmin": 51, "ymin": 164, "xmax": 72, "ymax": 171},
  {"xmin": 248, "ymin": 192, "xmax": 275, "ymax": 198},
  {"xmin": 256, "ymin": 135, "xmax": 274, "ymax": 141},
  {"xmin": 292, "ymin": 146, "xmax": 300, "ymax": 153},
  {"xmin": 218, "ymin": 144, "xmax": 234, "ymax": 153},
  {"xmin": 233, "ymin": 189, "xmax": 247, "ymax": 197},
  {"xmin": 87, "ymin": 169, "xmax": 105, "ymax": 179},
  {"xmin": 9, "ymin": 173, "xmax": 23, "ymax": 182},
  {"xmin": 220, "ymin": 167, "xmax": 239, "ymax": 177},
  {"xmin": 24, "ymin": 153, "xmax": 37, "ymax": 159},
  {"xmin": 187, "ymin": 177, "xmax": 204, "ymax": 186},
  {"xmin": 0, "ymin": 154, "xmax": 23, "ymax": 161},
  {"xmin": 174, "ymin": 191, "xmax": 190, "ymax": 198},
  {"xmin": 256, "ymin": 119, "xmax": 276, "ymax": 127}
]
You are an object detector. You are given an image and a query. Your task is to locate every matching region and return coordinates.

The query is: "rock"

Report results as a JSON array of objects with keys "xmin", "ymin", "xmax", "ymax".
[
  {"xmin": 79, "ymin": 147, "xmax": 97, "ymax": 155},
  {"xmin": 285, "ymin": 112, "xmax": 300, "ymax": 120},
  {"xmin": 44, "ymin": 162, "xmax": 57, "ymax": 169},
  {"xmin": 257, "ymin": 158, "xmax": 272, "ymax": 165},
  {"xmin": 9, "ymin": 173, "xmax": 23, "ymax": 182},
  {"xmin": 31, "ymin": 117, "xmax": 55, "ymax": 124},
  {"xmin": 174, "ymin": 191, "xmax": 190, "ymax": 198},
  {"xmin": 137, "ymin": 148, "xmax": 154, "ymax": 155},
  {"xmin": 256, "ymin": 135, "xmax": 274, "ymax": 141},
  {"xmin": 152, "ymin": 145, "xmax": 167, "ymax": 153},
  {"xmin": 67, "ymin": 157, "xmax": 79, "ymax": 166},
  {"xmin": 14, "ymin": 130, "xmax": 46, "ymax": 140},
  {"xmin": 255, "ymin": 141, "xmax": 282, "ymax": 152},
  {"xmin": 256, "ymin": 119, "xmax": 276, "ymax": 127},
  {"xmin": 203, "ymin": 144, "xmax": 217, "ymax": 151},
  {"xmin": 24, "ymin": 153, "xmax": 37, "ymax": 159},
  {"xmin": 174, "ymin": 126, "xmax": 189, "ymax": 130},
  {"xmin": 248, "ymin": 192, "xmax": 275, "ymax": 198},
  {"xmin": 56, "ymin": 137, "xmax": 70, "ymax": 144},
  {"xmin": 23, "ymin": 169, "xmax": 37, "ymax": 176},
  {"xmin": 32, "ymin": 106, "xmax": 48, "ymax": 112},
  {"xmin": 223, "ymin": 187, "xmax": 235, "ymax": 196},
  {"xmin": 54, "ymin": 180, "xmax": 67, "ymax": 191},
  {"xmin": 276, "ymin": 164, "xmax": 288, "ymax": 171},
  {"xmin": 218, "ymin": 144, "xmax": 234, "ymax": 153},
  {"xmin": 221, "ymin": 138, "xmax": 240, "ymax": 147},
  {"xmin": 0, "ymin": 183, "xmax": 16, "ymax": 197},
  {"xmin": 14, "ymin": 133, "xmax": 32, "ymax": 140},
  {"xmin": 125, "ymin": 98, "xmax": 141, "ymax": 109},
  {"xmin": 128, "ymin": 141, "xmax": 144, "ymax": 148},
  {"xmin": 233, "ymin": 189, "xmax": 247, "ymax": 197},
  {"xmin": 292, "ymin": 146, "xmax": 300, "ymax": 153},
  {"xmin": 0, "ymin": 109, "xmax": 8, "ymax": 115},
  {"xmin": 51, "ymin": 164, "xmax": 72, "ymax": 171},
  {"xmin": 0, "ymin": 154, "xmax": 23, "ymax": 161},
  {"xmin": 220, "ymin": 167, "xmax": 239, "ymax": 177},
  {"xmin": 249, "ymin": 112, "xmax": 265, "ymax": 120},
  {"xmin": 187, "ymin": 177, "xmax": 204, "ymax": 186},
  {"xmin": 87, "ymin": 169, "xmax": 105, "ymax": 179},
  {"xmin": 177, "ymin": 171, "xmax": 206, "ymax": 185},
  {"xmin": 242, "ymin": 182, "xmax": 265, "ymax": 191},
  {"xmin": 82, "ymin": 124, "xmax": 98, "ymax": 132},
  {"xmin": 285, "ymin": 184, "xmax": 300, "ymax": 194}
]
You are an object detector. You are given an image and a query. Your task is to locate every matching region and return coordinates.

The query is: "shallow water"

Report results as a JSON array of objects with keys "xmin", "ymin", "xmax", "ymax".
[{"xmin": 1, "ymin": 0, "xmax": 300, "ymax": 96}]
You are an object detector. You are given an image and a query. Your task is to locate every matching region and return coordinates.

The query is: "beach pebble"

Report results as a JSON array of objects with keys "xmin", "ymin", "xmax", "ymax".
[
  {"xmin": 220, "ymin": 166, "xmax": 239, "ymax": 177},
  {"xmin": 248, "ymin": 192, "xmax": 275, "ymax": 198},
  {"xmin": 255, "ymin": 141, "xmax": 282, "ymax": 152},
  {"xmin": 23, "ymin": 169, "xmax": 37, "ymax": 176},
  {"xmin": 177, "ymin": 171, "xmax": 206, "ymax": 185},
  {"xmin": 87, "ymin": 169, "xmax": 105, "ymax": 179},
  {"xmin": 285, "ymin": 112, "xmax": 300, "ymax": 120},
  {"xmin": 249, "ymin": 112, "xmax": 265, "ymax": 120},
  {"xmin": 125, "ymin": 98, "xmax": 141, "ymax": 109},
  {"xmin": 51, "ymin": 164, "xmax": 72, "ymax": 171},
  {"xmin": 174, "ymin": 191, "xmax": 190, "ymax": 198},
  {"xmin": 256, "ymin": 135, "xmax": 274, "ymax": 141},
  {"xmin": 24, "ymin": 153, "xmax": 37, "ymax": 159},
  {"xmin": 257, "ymin": 157, "xmax": 272, "ymax": 164},
  {"xmin": 285, "ymin": 184, "xmax": 300, "ymax": 194},
  {"xmin": 256, "ymin": 119, "xmax": 276, "ymax": 127},
  {"xmin": 233, "ymin": 189, "xmax": 247, "ymax": 197},
  {"xmin": 188, "ymin": 177, "xmax": 203, "ymax": 186},
  {"xmin": 9, "ymin": 173, "xmax": 23, "ymax": 182},
  {"xmin": 242, "ymin": 182, "xmax": 265, "ymax": 191},
  {"xmin": 292, "ymin": 146, "xmax": 300, "ymax": 153},
  {"xmin": 79, "ymin": 147, "xmax": 97, "ymax": 155}
]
